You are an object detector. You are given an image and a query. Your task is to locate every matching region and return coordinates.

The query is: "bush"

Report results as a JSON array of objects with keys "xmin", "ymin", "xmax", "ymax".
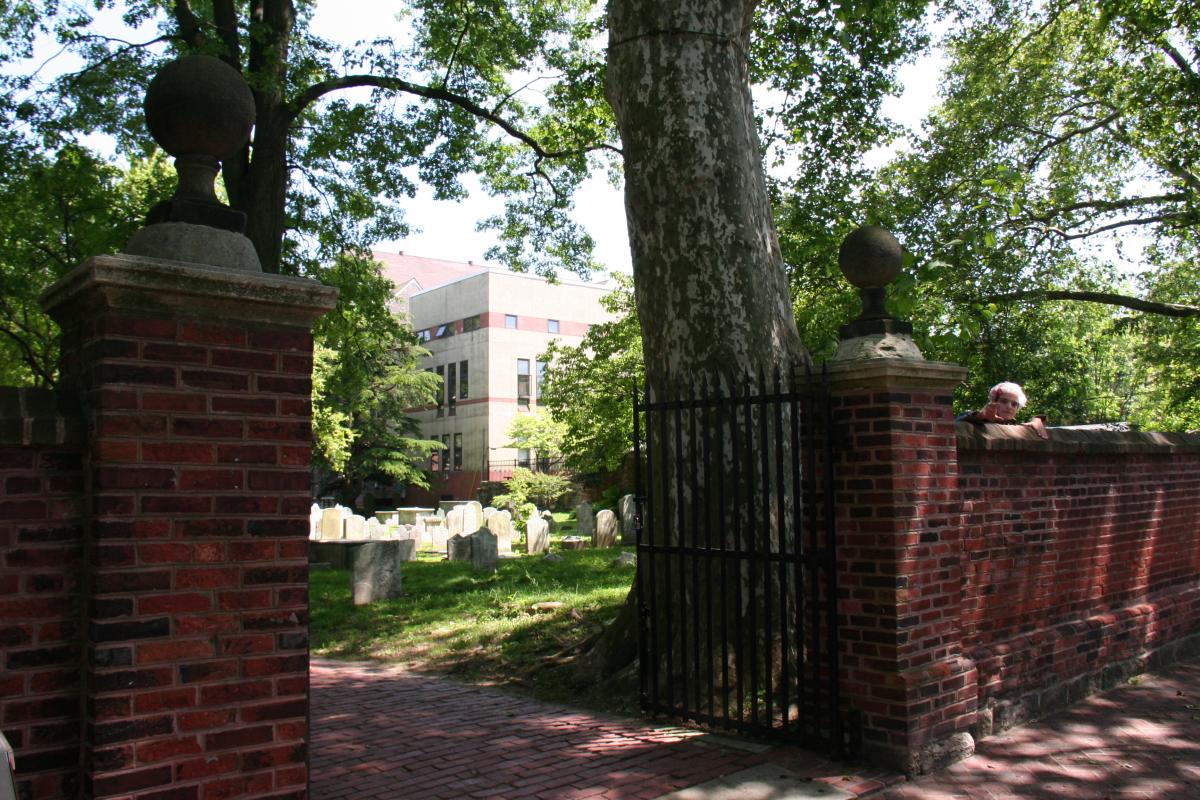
[{"xmin": 499, "ymin": 468, "xmax": 573, "ymax": 512}]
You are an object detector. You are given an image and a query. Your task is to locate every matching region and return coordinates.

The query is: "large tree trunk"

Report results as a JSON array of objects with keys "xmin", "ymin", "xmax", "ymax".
[
  {"xmin": 580, "ymin": 0, "xmax": 808, "ymax": 687},
  {"xmin": 607, "ymin": 0, "xmax": 806, "ymax": 383}
]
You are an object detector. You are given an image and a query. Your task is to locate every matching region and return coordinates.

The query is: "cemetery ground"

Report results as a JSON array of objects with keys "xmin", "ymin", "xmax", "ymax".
[{"xmin": 309, "ymin": 513, "xmax": 641, "ymax": 715}]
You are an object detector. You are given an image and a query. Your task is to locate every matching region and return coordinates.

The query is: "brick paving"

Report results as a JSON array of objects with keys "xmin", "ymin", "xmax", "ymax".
[{"xmin": 310, "ymin": 657, "xmax": 1200, "ymax": 800}]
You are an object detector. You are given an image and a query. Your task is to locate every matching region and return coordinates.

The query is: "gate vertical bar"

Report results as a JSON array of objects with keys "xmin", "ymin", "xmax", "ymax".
[
  {"xmin": 717, "ymin": 375, "xmax": 731, "ymax": 724},
  {"xmin": 672, "ymin": 386, "xmax": 688, "ymax": 719},
  {"xmin": 702, "ymin": 377, "xmax": 716, "ymax": 720},
  {"xmin": 757, "ymin": 367, "xmax": 773, "ymax": 728},
  {"xmin": 644, "ymin": 383, "xmax": 661, "ymax": 714},
  {"xmin": 744, "ymin": 373, "xmax": 760, "ymax": 728},
  {"xmin": 773, "ymin": 366, "xmax": 789, "ymax": 730},
  {"xmin": 633, "ymin": 382, "xmax": 647, "ymax": 711},
  {"xmin": 821, "ymin": 363, "xmax": 843, "ymax": 755},
  {"xmin": 688, "ymin": 380, "xmax": 703, "ymax": 718},
  {"xmin": 731, "ymin": 378, "xmax": 745, "ymax": 725}
]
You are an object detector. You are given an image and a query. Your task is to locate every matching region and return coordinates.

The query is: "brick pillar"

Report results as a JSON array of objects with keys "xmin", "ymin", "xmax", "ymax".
[
  {"xmin": 42, "ymin": 254, "xmax": 335, "ymax": 799},
  {"xmin": 826, "ymin": 358, "xmax": 977, "ymax": 775}
]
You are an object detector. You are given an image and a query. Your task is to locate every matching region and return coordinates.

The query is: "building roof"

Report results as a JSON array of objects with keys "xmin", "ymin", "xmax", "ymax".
[{"xmin": 373, "ymin": 251, "xmax": 489, "ymax": 298}]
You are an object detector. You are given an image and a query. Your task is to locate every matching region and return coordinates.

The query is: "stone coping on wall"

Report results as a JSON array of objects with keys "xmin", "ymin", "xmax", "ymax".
[
  {"xmin": 0, "ymin": 386, "xmax": 82, "ymax": 446},
  {"xmin": 39, "ymin": 252, "xmax": 338, "ymax": 326},
  {"xmin": 957, "ymin": 421, "xmax": 1200, "ymax": 455}
]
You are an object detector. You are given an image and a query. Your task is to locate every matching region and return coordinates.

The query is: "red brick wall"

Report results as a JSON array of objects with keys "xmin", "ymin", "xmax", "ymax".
[
  {"xmin": 62, "ymin": 310, "xmax": 314, "ymax": 799},
  {"xmin": 0, "ymin": 389, "xmax": 85, "ymax": 800},
  {"xmin": 957, "ymin": 429, "xmax": 1200, "ymax": 731},
  {"xmin": 827, "ymin": 376, "xmax": 977, "ymax": 772}
]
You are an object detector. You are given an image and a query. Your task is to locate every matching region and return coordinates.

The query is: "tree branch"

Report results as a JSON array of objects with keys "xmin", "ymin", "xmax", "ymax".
[
  {"xmin": 212, "ymin": 0, "xmax": 242, "ymax": 70},
  {"xmin": 286, "ymin": 74, "xmax": 622, "ymax": 160},
  {"xmin": 173, "ymin": 0, "xmax": 205, "ymax": 49},
  {"xmin": 982, "ymin": 289, "xmax": 1200, "ymax": 318},
  {"xmin": 1013, "ymin": 192, "xmax": 1188, "ymax": 225}
]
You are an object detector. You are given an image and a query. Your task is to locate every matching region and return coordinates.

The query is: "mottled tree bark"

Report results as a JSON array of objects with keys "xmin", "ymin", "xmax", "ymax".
[
  {"xmin": 607, "ymin": 0, "xmax": 807, "ymax": 386},
  {"xmin": 581, "ymin": 0, "xmax": 808, "ymax": 685}
]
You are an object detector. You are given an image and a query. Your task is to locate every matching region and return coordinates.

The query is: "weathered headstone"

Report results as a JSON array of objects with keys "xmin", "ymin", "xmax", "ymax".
[
  {"xmin": 611, "ymin": 552, "xmax": 636, "ymax": 568},
  {"xmin": 560, "ymin": 535, "xmax": 586, "ymax": 550},
  {"xmin": 575, "ymin": 501, "xmax": 595, "ymax": 540},
  {"xmin": 319, "ymin": 508, "xmax": 342, "ymax": 540},
  {"xmin": 472, "ymin": 528, "xmax": 499, "ymax": 572},
  {"xmin": 447, "ymin": 533, "xmax": 474, "ymax": 562},
  {"xmin": 487, "ymin": 510, "xmax": 513, "ymax": 554},
  {"xmin": 374, "ymin": 510, "xmax": 399, "ymax": 525},
  {"xmin": 526, "ymin": 516, "xmax": 549, "ymax": 556},
  {"xmin": 425, "ymin": 516, "xmax": 449, "ymax": 551},
  {"xmin": 310, "ymin": 503, "xmax": 322, "ymax": 538},
  {"xmin": 343, "ymin": 514, "xmax": 368, "ymax": 540},
  {"xmin": 541, "ymin": 509, "xmax": 558, "ymax": 534},
  {"xmin": 619, "ymin": 494, "xmax": 637, "ymax": 544},
  {"xmin": 543, "ymin": 552, "xmax": 564, "ymax": 563},
  {"xmin": 350, "ymin": 541, "xmax": 404, "ymax": 605},
  {"xmin": 463, "ymin": 501, "xmax": 483, "ymax": 532},
  {"xmin": 365, "ymin": 517, "xmax": 384, "ymax": 539},
  {"xmin": 394, "ymin": 527, "xmax": 418, "ymax": 561},
  {"xmin": 594, "ymin": 509, "xmax": 618, "ymax": 548},
  {"xmin": 446, "ymin": 506, "xmax": 465, "ymax": 539},
  {"xmin": 482, "ymin": 506, "xmax": 497, "ymax": 522}
]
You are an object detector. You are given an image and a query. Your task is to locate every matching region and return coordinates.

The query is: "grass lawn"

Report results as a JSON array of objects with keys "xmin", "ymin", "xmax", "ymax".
[{"xmin": 309, "ymin": 512, "xmax": 638, "ymax": 713}]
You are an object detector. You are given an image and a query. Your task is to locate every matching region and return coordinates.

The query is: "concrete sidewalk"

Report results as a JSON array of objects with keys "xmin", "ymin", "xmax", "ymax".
[{"xmin": 309, "ymin": 657, "xmax": 1200, "ymax": 799}]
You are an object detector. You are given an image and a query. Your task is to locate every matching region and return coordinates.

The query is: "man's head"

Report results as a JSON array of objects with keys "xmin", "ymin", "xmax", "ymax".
[{"xmin": 986, "ymin": 381, "xmax": 1027, "ymax": 421}]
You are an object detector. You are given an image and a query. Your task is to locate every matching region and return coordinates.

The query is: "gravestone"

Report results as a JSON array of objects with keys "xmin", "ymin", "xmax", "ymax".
[
  {"xmin": 619, "ymin": 494, "xmax": 637, "ymax": 544},
  {"xmin": 487, "ymin": 510, "xmax": 514, "ymax": 554},
  {"xmin": 343, "ymin": 514, "xmax": 368, "ymax": 540},
  {"xmin": 319, "ymin": 508, "xmax": 342, "ymax": 540},
  {"xmin": 446, "ymin": 506, "xmax": 465, "ymax": 539},
  {"xmin": 543, "ymin": 552, "xmax": 564, "ymax": 563},
  {"xmin": 350, "ymin": 541, "xmax": 404, "ymax": 605},
  {"xmin": 482, "ymin": 506, "xmax": 497, "ymax": 522},
  {"xmin": 542, "ymin": 509, "xmax": 558, "ymax": 534},
  {"xmin": 310, "ymin": 503, "xmax": 322, "ymax": 538},
  {"xmin": 472, "ymin": 528, "xmax": 499, "ymax": 572},
  {"xmin": 447, "ymin": 533, "xmax": 474, "ymax": 562},
  {"xmin": 526, "ymin": 516, "xmax": 549, "ymax": 556},
  {"xmin": 425, "ymin": 516, "xmax": 449, "ymax": 551},
  {"xmin": 365, "ymin": 517, "xmax": 384, "ymax": 539},
  {"xmin": 560, "ymin": 536, "xmax": 586, "ymax": 550},
  {"xmin": 575, "ymin": 502, "xmax": 595, "ymax": 540},
  {"xmin": 463, "ymin": 501, "xmax": 483, "ymax": 532},
  {"xmin": 374, "ymin": 510, "xmax": 399, "ymax": 525},
  {"xmin": 594, "ymin": 509, "xmax": 618, "ymax": 548},
  {"xmin": 394, "ymin": 526, "xmax": 419, "ymax": 561},
  {"xmin": 611, "ymin": 552, "xmax": 636, "ymax": 568}
]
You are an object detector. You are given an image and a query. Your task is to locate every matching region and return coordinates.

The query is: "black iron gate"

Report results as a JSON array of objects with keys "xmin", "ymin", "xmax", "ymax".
[{"xmin": 632, "ymin": 364, "xmax": 847, "ymax": 755}]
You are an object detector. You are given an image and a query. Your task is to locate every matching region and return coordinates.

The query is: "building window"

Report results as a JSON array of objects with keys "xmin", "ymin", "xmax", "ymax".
[
  {"xmin": 441, "ymin": 434, "xmax": 451, "ymax": 472},
  {"xmin": 417, "ymin": 328, "xmax": 432, "ymax": 342},
  {"xmin": 453, "ymin": 433, "xmax": 463, "ymax": 471},
  {"xmin": 505, "ymin": 314, "xmax": 517, "ymax": 329},
  {"xmin": 517, "ymin": 448, "xmax": 530, "ymax": 469},
  {"xmin": 536, "ymin": 360, "xmax": 547, "ymax": 400},
  {"xmin": 430, "ymin": 442, "xmax": 440, "ymax": 472},
  {"xmin": 547, "ymin": 319, "xmax": 559, "ymax": 333},
  {"xmin": 517, "ymin": 359, "xmax": 530, "ymax": 411},
  {"xmin": 435, "ymin": 366, "xmax": 445, "ymax": 417},
  {"xmin": 462, "ymin": 315, "xmax": 481, "ymax": 332},
  {"xmin": 435, "ymin": 323, "xmax": 454, "ymax": 339},
  {"xmin": 447, "ymin": 363, "xmax": 457, "ymax": 416},
  {"xmin": 459, "ymin": 360, "xmax": 469, "ymax": 399}
]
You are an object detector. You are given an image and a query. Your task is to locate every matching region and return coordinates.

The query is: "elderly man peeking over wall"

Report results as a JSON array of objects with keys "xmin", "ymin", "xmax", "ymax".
[{"xmin": 957, "ymin": 381, "xmax": 1050, "ymax": 439}]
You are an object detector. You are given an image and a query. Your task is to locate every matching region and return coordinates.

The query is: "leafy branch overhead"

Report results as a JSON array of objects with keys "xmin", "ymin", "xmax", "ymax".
[{"xmin": 6, "ymin": 0, "xmax": 618, "ymax": 278}]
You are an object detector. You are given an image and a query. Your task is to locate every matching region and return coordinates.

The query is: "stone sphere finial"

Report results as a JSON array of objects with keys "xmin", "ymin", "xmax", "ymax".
[
  {"xmin": 144, "ymin": 54, "xmax": 255, "ymax": 161},
  {"xmin": 122, "ymin": 54, "xmax": 262, "ymax": 271},
  {"xmin": 834, "ymin": 224, "xmax": 916, "ymax": 356},
  {"xmin": 838, "ymin": 225, "xmax": 903, "ymax": 289}
]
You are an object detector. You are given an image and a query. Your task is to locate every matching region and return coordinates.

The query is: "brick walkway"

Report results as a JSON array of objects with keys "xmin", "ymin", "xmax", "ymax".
[{"xmin": 310, "ymin": 657, "xmax": 1200, "ymax": 800}]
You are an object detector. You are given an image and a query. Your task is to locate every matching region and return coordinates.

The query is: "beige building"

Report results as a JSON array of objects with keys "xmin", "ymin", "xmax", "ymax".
[{"xmin": 375, "ymin": 252, "xmax": 616, "ymax": 501}]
